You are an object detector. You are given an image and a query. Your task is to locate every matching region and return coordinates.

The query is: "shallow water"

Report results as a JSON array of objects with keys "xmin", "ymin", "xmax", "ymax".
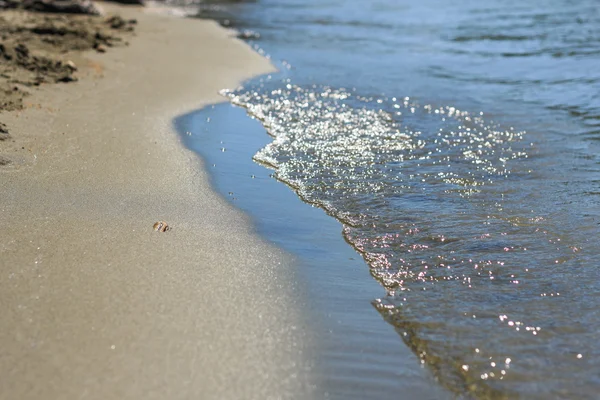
[
  {"xmin": 186, "ymin": 0, "xmax": 599, "ymax": 398},
  {"xmin": 175, "ymin": 104, "xmax": 451, "ymax": 399}
]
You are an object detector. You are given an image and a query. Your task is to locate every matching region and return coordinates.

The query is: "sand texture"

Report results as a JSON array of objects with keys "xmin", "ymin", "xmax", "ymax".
[
  {"xmin": 0, "ymin": 4, "xmax": 316, "ymax": 399},
  {"xmin": 0, "ymin": 9, "xmax": 135, "ymax": 117}
]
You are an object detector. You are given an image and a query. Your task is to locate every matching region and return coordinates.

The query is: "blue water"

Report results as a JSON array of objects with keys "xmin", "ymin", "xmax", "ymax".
[
  {"xmin": 175, "ymin": 105, "xmax": 450, "ymax": 399},
  {"xmin": 184, "ymin": 0, "xmax": 600, "ymax": 398}
]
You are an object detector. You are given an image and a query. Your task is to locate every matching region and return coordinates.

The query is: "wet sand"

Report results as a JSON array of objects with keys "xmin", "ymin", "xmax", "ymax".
[{"xmin": 0, "ymin": 3, "xmax": 316, "ymax": 399}]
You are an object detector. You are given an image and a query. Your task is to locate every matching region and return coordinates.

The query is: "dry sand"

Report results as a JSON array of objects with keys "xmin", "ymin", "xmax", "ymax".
[{"xmin": 0, "ymin": 4, "xmax": 317, "ymax": 399}]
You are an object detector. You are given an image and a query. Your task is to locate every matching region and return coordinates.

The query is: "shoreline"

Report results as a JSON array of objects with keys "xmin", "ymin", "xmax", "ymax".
[
  {"xmin": 0, "ymin": 4, "xmax": 317, "ymax": 399},
  {"xmin": 176, "ymin": 102, "xmax": 452, "ymax": 399}
]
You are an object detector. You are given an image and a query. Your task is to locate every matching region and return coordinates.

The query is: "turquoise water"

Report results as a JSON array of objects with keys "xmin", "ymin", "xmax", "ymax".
[{"xmin": 182, "ymin": 0, "xmax": 599, "ymax": 398}]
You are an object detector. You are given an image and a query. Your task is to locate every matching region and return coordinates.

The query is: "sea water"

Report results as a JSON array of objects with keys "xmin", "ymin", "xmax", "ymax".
[{"xmin": 181, "ymin": 0, "xmax": 600, "ymax": 398}]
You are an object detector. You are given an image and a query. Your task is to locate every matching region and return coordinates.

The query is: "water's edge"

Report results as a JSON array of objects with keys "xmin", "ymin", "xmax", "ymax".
[
  {"xmin": 174, "ymin": 0, "xmax": 600, "ymax": 397},
  {"xmin": 173, "ymin": 101, "xmax": 454, "ymax": 399}
]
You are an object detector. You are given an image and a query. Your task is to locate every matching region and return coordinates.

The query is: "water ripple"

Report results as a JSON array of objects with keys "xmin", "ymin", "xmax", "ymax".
[{"xmin": 223, "ymin": 79, "xmax": 597, "ymax": 397}]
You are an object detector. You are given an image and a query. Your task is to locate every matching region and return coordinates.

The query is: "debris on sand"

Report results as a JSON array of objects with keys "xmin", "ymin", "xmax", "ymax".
[
  {"xmin": 153, "ymin": 221, "xmax": 171, "ymax": 232},
  {"xmin": 0, "ymin": 122, "xmax": 10, "ymax": 137},
  {"xmin": 0, "ymin": 0, "xmax": 102, "ymax": 15},
  {"xmin": 0, "ymin": 8, "xmax": 136, "ymax": 140}
]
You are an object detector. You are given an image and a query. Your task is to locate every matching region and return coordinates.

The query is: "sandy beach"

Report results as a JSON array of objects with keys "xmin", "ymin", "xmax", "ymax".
[{"xmin": 0, "ymin": 3, "xmax": 316, "ymax": 399}]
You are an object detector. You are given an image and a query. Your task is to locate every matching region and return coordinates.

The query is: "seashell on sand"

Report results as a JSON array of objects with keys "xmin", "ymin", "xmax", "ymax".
[{"xmin": 153, "ymin": 221, "xmax": 170, "ymax": 232}]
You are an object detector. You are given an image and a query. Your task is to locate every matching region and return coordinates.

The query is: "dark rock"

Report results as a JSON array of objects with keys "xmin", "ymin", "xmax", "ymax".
[
  {"xmin": 0, "ymin": 155, "xmax": 11, "ymax": 166},
  {"xmin": 105, "ymin": 15, "xmax": 135, "ymax": 31},
  {"xmin": 236, "ymin": 30, "xmax": 260, "ymax": 40},
  {"xmin": 55, "ymin": 71, "xmax": 76, "ymax": 82},
  {"xmin": 15, "ymin": 43, "xmax": 30, "ymax": 59},
  {"xmin": 0, "ymin": 43, "xmax": 12, "ymax": 61},
  {"xmin": 0, "ymin": 0, "xmax": 102, "ymax": 15},
  {"xmin": 103, "ymin": 0, "xmax": 144, "ymax": 5},
  {"xmin": 0, "ymin": 121, "xmax": 10, "ymax": 138},
  {"xmin": 0, "ymin": 83, "xmax": 26, "ymax": 111},
  {"xmin": 4, "ymin": 44, "xmax": 77, "ymax": 84}
]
